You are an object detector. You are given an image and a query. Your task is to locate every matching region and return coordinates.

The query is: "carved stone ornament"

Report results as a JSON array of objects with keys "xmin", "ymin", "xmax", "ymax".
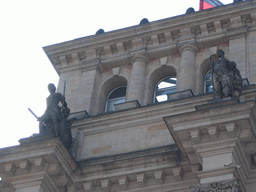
[{"xmin": 191, "ymin": 179, "xmax": 241, "ymax": 192}]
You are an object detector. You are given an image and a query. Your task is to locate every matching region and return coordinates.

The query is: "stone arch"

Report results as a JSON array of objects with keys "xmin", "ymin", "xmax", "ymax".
[
  {"xmin": 97, "ymin": 76, "xmax": 128, "ymax": 114},
  {"xmin": 146, "ymin": 65, "xmax": 177, "ymax": 104},
  {"xmin": 198, "ymin": 54, "xmax": 218, "ymax": 94}
]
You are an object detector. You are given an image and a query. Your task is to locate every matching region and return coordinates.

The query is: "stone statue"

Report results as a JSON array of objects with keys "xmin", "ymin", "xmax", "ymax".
[
  {"xmin": 95, "ymin": 29, "xmax": 105, "ymax": 35},
  {"xmin": 186, "ymin": 7, "xmax": 195, "ymax": 14},
  {"xmin": 211, "ymin": 50, "xmax": 242, "ymax": 100},
  {"xmin": 139, "ymin": 18, "xmax": 149, "ymax": 25},
  {"xmin": 38, "ymin": 83, "xmax": 73, "ymax": 149}
]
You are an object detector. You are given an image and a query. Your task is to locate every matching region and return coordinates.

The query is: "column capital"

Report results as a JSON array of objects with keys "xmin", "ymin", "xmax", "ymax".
[
  {"xmin": 131, "ymin": 54, "xmax": 149, "ymax": 64},
  {"xmin": 179, "ymin": 44, "xmax": 198, "ymax": 54}
]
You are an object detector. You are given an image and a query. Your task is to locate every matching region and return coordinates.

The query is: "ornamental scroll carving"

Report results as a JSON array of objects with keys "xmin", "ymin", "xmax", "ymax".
[{"xmin": 191, "ymin": 179, "xmax": 241, "ymax": 192}]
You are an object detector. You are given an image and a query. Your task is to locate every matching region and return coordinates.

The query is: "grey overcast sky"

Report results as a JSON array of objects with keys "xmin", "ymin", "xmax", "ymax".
[{"xmin": 0, "ymin": 0, "xmax": 233, "ymax": 148}]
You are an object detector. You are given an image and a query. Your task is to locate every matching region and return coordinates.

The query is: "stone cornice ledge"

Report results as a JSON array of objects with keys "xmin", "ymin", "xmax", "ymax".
[
  {"xmin": 43, "ymin": 0, "xmax": 256, "ymax": 56},
  {"xmin": 43, "ymin": 1, "xmax": 256, "ymax": 74}
]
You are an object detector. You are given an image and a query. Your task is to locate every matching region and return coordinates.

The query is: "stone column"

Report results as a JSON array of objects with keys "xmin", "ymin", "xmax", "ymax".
[
  {"xmin": 178, "ymin": 44, "xmax": 197, "ymax": 93},
  {"xmin": 126, "ymin": 54, "xmax": 148, "ymax": 105}
]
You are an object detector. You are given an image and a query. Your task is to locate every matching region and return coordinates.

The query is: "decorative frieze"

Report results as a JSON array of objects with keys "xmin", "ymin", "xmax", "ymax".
[
  {"xmin": 47, "ymin": 163, "xmax": 61, "ymax": 175},
  {"xmin": 119, "ymin": 176, "xmax": 129, "ymax": 189},
  {"xmin": 83, "ymin": 182, "xmax": 95, "ymax": 192},
  {"xmin": 214, "ymin": 21, "xmax": 223, "ymax": 33},
  {"xmin": 136, "ymin": 173, "xmax": 148, "ymax": 187},
  {"xmin": 67, "ymin": 185, "xmax": 78, "ymax": 192},
  {"xmin": 189, "ymin": 129, "xmax": 202, "ymax": 143},
  {"xmin": 164, "ymin": 32, "xmax": 173, "ymax": 43},
  {"xmin": 191, "ymin": 179, "xmax": 241, "ymax": 192},
  {"xmin": 116, "ymin": 42, "xmax": 125, "ymax": 53},
  {"xmin": 200, "ymin": 24, "xmax": 209, "ymax": 36},
  {"xmin": 207, "ymin": 126, "xmax": 219, "ymax": 140},
  {"xmin": 154, "ymin": 170, "xmax": 166, "ymax": 184},
  {"xmin": 104, "ymin": 45, "xmax": 112, "ymax": 56},
  {"xmin": 71, "ymin": 53, "xmax": 80, "ymax": 64},
  {"xmin": 172, "ymin": 167, "xmax": 184, "ymax": 181},
  {"xmin": 230, "ymin": 16, "xmax": 243, "ymax": 28},
  {"xmin": 44, "ymin": 8, "xmax": 255, "ymax": 72},
  {"xmin": 100, "ymin": 179, "xmax": 112, "ymax": 192},
  {"xmin": 151, "ymin": 35, "xmax": 160, "ymax": 46},
  {"xmin": 19, "ymin": 160, "xmax": 31, "ymax": 174},
  {"xmin": 55, "ymin": 174, "xmax": 69, "ymax": 187},
  {"xmin": 60, "ymin": 55, "xmax": 68, "ymax": 65},
  {"xmin": 225, "ymin": 122, "xmax": 238, "ymax": 137},
  {"xmin": 4, "ymin": 163, "xmax": 16, "ymax": 176}
]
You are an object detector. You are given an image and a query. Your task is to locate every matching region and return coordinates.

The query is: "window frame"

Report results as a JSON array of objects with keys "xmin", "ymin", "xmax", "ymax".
[
  {"xmin": 153, "ymin": 76, "xmax": 177, "ymax": 103},
  {"xmin": 204, "ymin": 70, "xmax": 213, "ymax": 93},
  {"xmin": 105, "ymin": 86, "xmax": 127, "ymax": 112}
]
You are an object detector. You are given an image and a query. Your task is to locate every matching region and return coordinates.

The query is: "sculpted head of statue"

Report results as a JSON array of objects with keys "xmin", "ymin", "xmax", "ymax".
[
  {"xmin": 48, "ymin": 83, "xmax": 56, "ymax": 94},
  {"xmin": 217, "ymin": 49, "xmax": 225, "ymax": 58}
]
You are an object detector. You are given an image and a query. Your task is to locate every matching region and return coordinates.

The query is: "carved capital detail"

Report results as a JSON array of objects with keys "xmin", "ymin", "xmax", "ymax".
[
  {"xmin": 179, "ymin": 44, "xmax": 198, "ymax": 54},
  {"xmin": 131, "ymin": 54, "xmax": 149, "ymax": 64}
]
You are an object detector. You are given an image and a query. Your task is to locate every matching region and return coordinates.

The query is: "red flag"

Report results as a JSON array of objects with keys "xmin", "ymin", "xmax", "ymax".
[{"xmin": 200, "ymin": 0, "xmax": 224, "ymax": 10}]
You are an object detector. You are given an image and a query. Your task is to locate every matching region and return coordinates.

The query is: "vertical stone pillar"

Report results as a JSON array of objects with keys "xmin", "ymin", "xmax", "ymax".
[
  {"xmin": 248, "ymin": 31, "xmax": 256, "ymax": 84},
  {"xmin": 126, "ymin": 54, "xmax": 148, "ymax": 105},
  {"xmin": 228, "ymin": 16, "xmax": 247, "ymax": 78},
  {"xmin": 76, "ymin": 66, "xmax": 100, "ymax": 115},
  {"xmin": 229, "ymin": 36, "xmax": 246, "ymax": 78},
  {"xmin": 178, "ymin": 44, "xmax": 197, "ymax": 93}
]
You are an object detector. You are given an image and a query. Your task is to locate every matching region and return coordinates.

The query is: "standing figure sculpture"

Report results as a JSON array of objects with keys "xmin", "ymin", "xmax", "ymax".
[
  {"xmin": 38, "ymin": 83, "xmax": 69, "ymax": 137},
  {"xmin": 212, "ymin": 50, "xmax": 242, "ymax": 100}
]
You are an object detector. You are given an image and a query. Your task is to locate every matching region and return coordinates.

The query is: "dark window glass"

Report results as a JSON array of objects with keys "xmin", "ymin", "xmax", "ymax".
[
  {"xmin": 105, "ymin": 87, "xmax": 126, "ymax": 112},
  {"xmin": 204, "ymin": 70, "xmax": 213, "ymax": 93}
]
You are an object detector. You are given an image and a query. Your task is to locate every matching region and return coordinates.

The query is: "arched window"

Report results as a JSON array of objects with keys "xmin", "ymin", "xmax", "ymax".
[
  {"xmin": 204, "ymin": 70, "xmax": 213, "ymax": 93},
  {"xmin": 105, "ymin": 86, "xmax": 126, "ymax": 112},
  {"xmin": 154, "ymin": 76, "xmax": 176, "ymax": 103}
]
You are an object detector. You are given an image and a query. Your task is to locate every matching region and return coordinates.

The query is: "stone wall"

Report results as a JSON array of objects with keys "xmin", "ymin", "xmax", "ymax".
[{"xmin": 44, "ymin": 1, "xmax": 256, "ymax": 116}]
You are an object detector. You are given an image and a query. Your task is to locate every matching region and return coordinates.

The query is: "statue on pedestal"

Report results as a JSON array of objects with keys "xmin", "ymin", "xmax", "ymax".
[
  {"xmin": 37, "ymin": 83, "xmax": 73, "ymax": 148},
  {"xmin": 211, "ymin": 50, "xmax": 242, "ymax": 100}
]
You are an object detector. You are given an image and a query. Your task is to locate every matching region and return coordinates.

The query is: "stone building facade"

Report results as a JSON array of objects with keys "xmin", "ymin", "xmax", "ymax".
[{"xmin": 1, "ymin": 1, "xmax": 256, "ymax": 191}]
